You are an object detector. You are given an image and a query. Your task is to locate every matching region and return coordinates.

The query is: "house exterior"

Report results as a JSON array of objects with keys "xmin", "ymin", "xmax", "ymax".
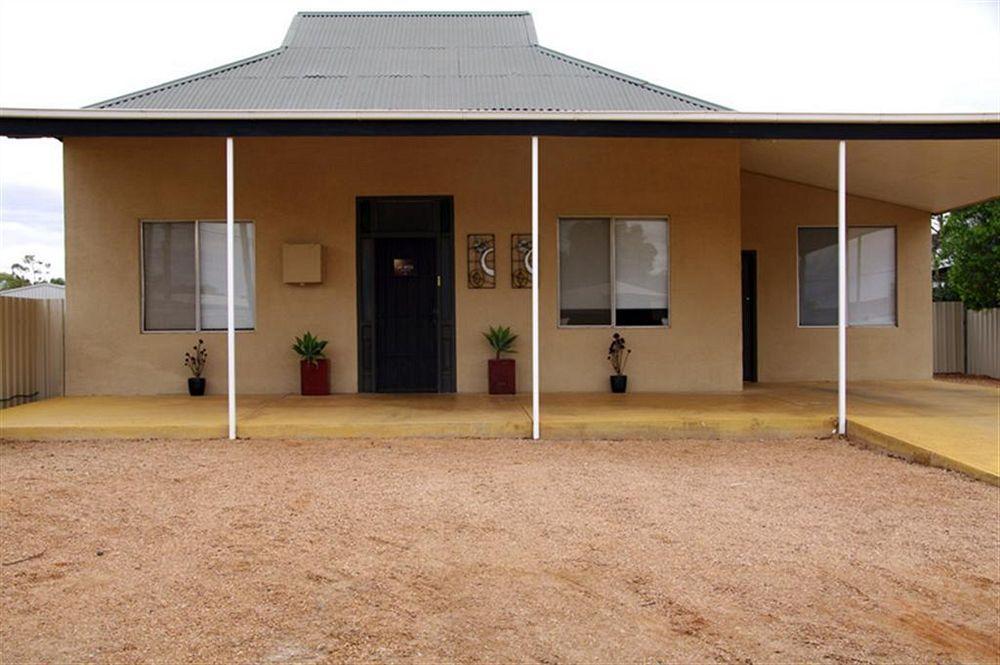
[{"xmin": 2, "ymin": 12, "xmax": 998, "ymax": 430}]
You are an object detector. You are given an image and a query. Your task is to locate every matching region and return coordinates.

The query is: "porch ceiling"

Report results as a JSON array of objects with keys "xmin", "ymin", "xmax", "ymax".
[{"xmin": 742, "ymin": 138, "xmax": 1000, "ymax": 213}]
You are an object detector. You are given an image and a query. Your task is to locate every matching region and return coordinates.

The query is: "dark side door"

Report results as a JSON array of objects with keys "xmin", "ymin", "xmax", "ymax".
[
  {"xmin": 374, "ymin": 237, "xmax": 439, "ymax": 392},
  {"xmin": 741, "ymin": 250, "xmax": 758, "ymax": 382}
]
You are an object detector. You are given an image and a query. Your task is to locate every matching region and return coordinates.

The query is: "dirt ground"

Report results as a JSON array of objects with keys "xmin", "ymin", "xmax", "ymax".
[
  {"xmin": 1, "ymin": 437, "xmax": 997, "ymax": 664},
  {"xmin": 935, "ymin": 373, "xmax": 1000, "ymax": 389}
]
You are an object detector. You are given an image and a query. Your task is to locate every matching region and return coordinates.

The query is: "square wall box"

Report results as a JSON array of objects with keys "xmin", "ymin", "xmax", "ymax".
[{"xmin": 283, "ymin": 243, "xmax": 322, "ymax": 284}]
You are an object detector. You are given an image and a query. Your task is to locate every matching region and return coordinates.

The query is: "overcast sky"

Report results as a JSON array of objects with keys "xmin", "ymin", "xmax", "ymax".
[{"xmin": 1, "ymin": 0, "xmax": 998, "ymax": 279}]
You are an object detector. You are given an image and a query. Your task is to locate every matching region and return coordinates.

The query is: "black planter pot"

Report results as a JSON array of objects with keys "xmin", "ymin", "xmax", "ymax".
[
  {"xmin": 610, "ymin": 375, "xmax": 628, "ymax": 393},
  {"xmin": 188, "ymin": 377, "xmax": 206, "ymax": 397}
]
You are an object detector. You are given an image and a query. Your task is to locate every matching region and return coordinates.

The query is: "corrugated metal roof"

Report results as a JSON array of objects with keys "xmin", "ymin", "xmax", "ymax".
[
  {"xmin": 282, "ymin": 12, "xmax": 539, "ymax": 47},
  {"xmin": 0, "ymin": 283, "xmax": 65, "ymax": 299},
  {"xmin": 88, "ymin": 12, "xmax": 725, "ymax": 112}
]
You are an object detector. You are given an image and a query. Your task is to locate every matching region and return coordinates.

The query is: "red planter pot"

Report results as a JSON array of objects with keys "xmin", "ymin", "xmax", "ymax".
[
  {"xmin": 488, "ymin": 358, "xmax": 516, "ymax": 395},
  {"xmin": 300, "ymin": 359, "xmax": 330, "ymax": 396}
]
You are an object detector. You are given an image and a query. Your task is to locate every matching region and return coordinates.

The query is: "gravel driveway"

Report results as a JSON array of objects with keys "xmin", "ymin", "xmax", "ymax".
[{"xmin": 1, "ymin": 436, "xmax": 997, "ymax": 663}]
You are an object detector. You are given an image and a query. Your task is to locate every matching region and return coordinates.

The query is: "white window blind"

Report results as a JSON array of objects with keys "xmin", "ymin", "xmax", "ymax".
[
  {"xmin": 614, "ymin": 219, "xmax": 669, "ymax": 326},
  {"xmin": 848, "ymin": 227, "xmax": 896, "ymax": 325},
  {"xmin": 142, "ymin": 220, "xmax": 256, "ymax": 332},
  {"xmin": 142, "ymin": 222, "xmax": 196, "ymax": 331},
  {"xmin": 559, "ymin": 218, "xmax": 611, "ymax": 325},
  {"xmin": 798, "ymin": 226, "xmax": 896, "ymax": 326},
  {"xmin": 199, "ymin": 222, "xmax": 256, "ymax": 330},
  {"xmin": 559, "ymin": 217, "xmax": 669, "ymax": 327}
]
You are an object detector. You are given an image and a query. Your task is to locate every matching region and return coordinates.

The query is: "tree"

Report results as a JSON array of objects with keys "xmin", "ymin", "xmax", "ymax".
[
  {"xmin": 931, "ymin": 214, "xmax": 959, "ymax": 302},
  {"xmin": 10, "ymin": 255, "xmax": 51, "ymax": 285},
  {"xmin": 49, "ymin": 277, "xmax": 65, "ymax": 285},
  {"xmin": 0, "ymin": 272, "xmax": 29, "ymax": 290},
  {"xmin": 935, "ymin": 200, "xmax": 1000, "ymax": 311}
]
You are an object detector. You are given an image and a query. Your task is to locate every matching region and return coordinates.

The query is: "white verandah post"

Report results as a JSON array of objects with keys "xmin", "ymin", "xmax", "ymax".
[
  {"xmin": 531, "ymin": 136, "xmax": 540, "ymax": 440},
  {"xmin": 226, "ymin": 137, "xmax": 236, "ymax": 440},
  {"xmin": 837, "ymin": 140, "xmax": 847, "ymax": 435}
]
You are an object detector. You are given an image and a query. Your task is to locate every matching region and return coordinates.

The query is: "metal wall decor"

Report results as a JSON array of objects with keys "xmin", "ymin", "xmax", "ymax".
[
  {"xmin": 467, "ymin": 234, "xmax": 495, "ymax": 288},
  {"xmin": 511, "ymin": 233, "xmax": 533, "ymax": 288}
]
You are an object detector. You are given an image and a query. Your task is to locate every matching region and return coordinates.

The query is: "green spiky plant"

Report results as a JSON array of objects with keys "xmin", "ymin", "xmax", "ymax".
[
  {"xmin": 292, "ymin": 331, "xmax": 328, "ymax": 366},
  {"xmin": 483, "ymin": 325, "xmax": 518, "ymax": 360}
]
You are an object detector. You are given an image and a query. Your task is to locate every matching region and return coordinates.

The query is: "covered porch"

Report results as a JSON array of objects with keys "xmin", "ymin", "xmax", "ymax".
[
  {"xmin": 1, "ymin": 109, "xmax": 998, "ymax": 486},
  {"xmin": 2, "ymin": 118, "xmax": 993, "ymax": 429},
  {"xmin": 3, "ymin": 380, "xmax": 996, "ymax": 484}
]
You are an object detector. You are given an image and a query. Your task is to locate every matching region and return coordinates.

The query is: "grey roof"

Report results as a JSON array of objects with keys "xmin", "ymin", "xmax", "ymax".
[
  {"xmin": 0, "ymin": 283, "xmax": 65, "ymax": 299},
  {"xmin": 88, "ymin": 12, "xmax": 725, "ymax": 112}
]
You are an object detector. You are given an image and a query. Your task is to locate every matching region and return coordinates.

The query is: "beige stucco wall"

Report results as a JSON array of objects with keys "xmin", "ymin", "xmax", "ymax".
[
  {"xmin": 539, "ymin": 138, "xmax": 743, "ymax": 391},
  {"xmin": 64, "ymin": 136, "xmax": 528, "ymax": 395},
  {"xmin": 741, "ymin": 171, "xmax": 933, "ymax": 382},
  {"xmin": 63, "ymin": 136, "xmax": 745, "ymax": 395}
]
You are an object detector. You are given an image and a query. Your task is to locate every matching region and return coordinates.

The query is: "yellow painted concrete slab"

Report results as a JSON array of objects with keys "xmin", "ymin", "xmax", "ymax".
[
  {"xmin": 0, "ymin": 393, "xmax": 530, "ymax": 441},
  {"xmin": 0, "ymin": 395, "xmax": 233, "ymax": 440},
  {"xmin": 539, "ymin": 389, "xmax": 835, "ymax": 439},
  {"xmin": 239, "ymin": 393, "xmax": 531, "ymax": 439},
  {"xmin": 2, "ymin": 381, "xmax": 996, "ymax": 485},
  {"xmin": 845, "ymin": 381, "xmax": 999, "ymax": 485}
]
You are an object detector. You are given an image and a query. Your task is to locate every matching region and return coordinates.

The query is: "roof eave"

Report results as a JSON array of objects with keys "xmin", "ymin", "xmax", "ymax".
[
  {"xmin": 2, "ymin": 108, "xmax": 997, "ymax": 143},
  {"xmin": 4, "ymin": 108, "xmax": 999, "ymax": 123}
]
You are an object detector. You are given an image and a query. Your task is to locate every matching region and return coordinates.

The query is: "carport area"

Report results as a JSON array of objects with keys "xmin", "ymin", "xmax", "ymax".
[
  {"xmin": 2, "ymin": 380, "xmax": 996, "ymax": 483},
  {"xmin": 844, "ymin": 380, "xmax": 999, "ymax": 484}
]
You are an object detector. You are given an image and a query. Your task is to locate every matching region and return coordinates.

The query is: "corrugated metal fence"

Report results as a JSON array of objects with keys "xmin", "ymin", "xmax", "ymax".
[
  {"xmin": 0, "ymin": 297, "xmax": 65, "ymax": 409},
  {"xmin": 967, "ymin": 307, "xmax": 1000, "ymax": 379},
  {"xmin": 933, "ymin": 302, "xmax": 1000, "ymax": 379},
  {"xmin": 933, "ymin": 302, "xmax": 965, "ymax": 373}
]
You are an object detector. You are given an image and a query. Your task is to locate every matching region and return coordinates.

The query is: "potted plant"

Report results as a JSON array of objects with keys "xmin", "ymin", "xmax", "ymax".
[
  {"xmin": 607, "ymin": 332, "xmax": 631, "ymax": 393},
  {"xmin": 184, "ymin": 339, "xmax": 207, "ymax": 396},
  {"xmin": 292, "ymin": 331, "xmax": 330, "ymax": 396},
  {"xmin": 483, "ymin": 325, "xmax": 517, "ymax": 394}
]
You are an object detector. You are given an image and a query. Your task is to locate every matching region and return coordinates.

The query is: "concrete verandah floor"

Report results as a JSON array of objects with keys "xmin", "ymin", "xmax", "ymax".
[{"xmin": 1, "ymin": 380, "xmax": 996, "ymax": 483}]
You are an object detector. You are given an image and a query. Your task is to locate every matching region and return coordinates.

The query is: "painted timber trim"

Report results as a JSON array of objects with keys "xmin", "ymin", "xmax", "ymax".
[{"xmin": 1, "ymin": 109, "xmax": 998, "ymax": 140}]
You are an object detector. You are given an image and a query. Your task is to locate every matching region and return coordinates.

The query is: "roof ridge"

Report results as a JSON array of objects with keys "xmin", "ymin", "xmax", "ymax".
[
  {"xmin": 273, "ymin": 74, "xmax": 710, "ymax": 80},
  {"xmin": 533, "ymin": 45, "xmax": 727, "ymax": 111},
  {"xmin": 294, "ymin": 11, "xmax": 531, "ymax": 16},
  {"xmin": 86, "ymin": 48, "xmax": 286, "ymax": 109},
  {"xmin": 284, "ymin": 11, "xmax": 537, "ymax": 47},
  {"xmin": 281, "ymin": 45, "xmax": 538, "ymax": 50}
]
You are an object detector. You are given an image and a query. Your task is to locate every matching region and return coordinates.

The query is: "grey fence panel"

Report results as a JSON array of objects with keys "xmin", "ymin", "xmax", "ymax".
[
  {"xmin": 967, "ymin": 307, "xmax": 1000, "ymax": 379},
  {"xmin": 0, "ymin": 297, "xmax": 65, "ymax": 409},
  {"xmin": 933, "ymin": 302, "xmax": 965, "ymax": 373}
]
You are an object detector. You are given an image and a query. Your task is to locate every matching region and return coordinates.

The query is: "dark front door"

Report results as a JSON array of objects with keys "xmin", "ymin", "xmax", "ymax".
[
  {"xmin": 356, "ymin": 196, "xmax": 456, "ymax": 393},
  {"xmin": 741, "ymin": 250, "xmax": 758, "ymax": 382},
  {"xmin": 375, "ymin": 237, "xmax": 438, "ymax": 392}
]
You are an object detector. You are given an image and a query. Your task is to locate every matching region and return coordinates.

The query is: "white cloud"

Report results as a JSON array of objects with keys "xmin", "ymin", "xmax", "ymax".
[
  {"xmin": 0, "ymin": 139, "xmax": 64, "ymax": 277},
  {"xmin": 0, "ymin": 178, "xmax": 64, "ymax": 278}
]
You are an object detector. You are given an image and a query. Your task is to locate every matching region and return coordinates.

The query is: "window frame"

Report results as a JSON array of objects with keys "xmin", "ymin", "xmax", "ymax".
[
  {"xmin": 556, "ymin": 215, "xmax": 671, "ymax": 329},
  {"xmin": 139, "ymin": 219, "xmax": 258, "ymax": 334},
  {"xmin": 795, "ymin": 224, "xmax": 898, "ymax": 329}
]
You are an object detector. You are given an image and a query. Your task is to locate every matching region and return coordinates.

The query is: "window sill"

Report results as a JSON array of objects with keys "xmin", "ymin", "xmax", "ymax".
[
  {"xmin": 556, "ymin": 324, "xmax": 670, "ymax": 330},
  {"xmin": 796, "ymin": 324, "xmax": 898, "ymax": 329},
  {"xmin": 141, "ymin": 329, "xmax": 256, "ymax": 334}
]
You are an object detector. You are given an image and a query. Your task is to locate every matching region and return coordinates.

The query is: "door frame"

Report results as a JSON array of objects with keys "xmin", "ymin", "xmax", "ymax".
[
  {"xmin": 356, "ymin": 196, "xmax": 456, "ymax": 393},
  {"xmin": 741, "ymin": 250, "xmax": 758, "ymax": 383}
]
